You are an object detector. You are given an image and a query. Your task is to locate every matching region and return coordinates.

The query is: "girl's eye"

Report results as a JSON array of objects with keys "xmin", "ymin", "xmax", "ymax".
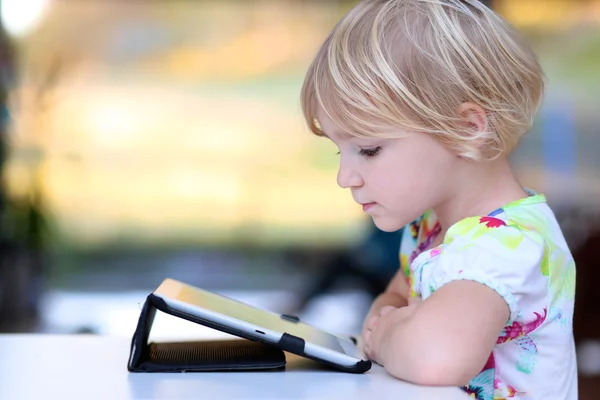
[{"xmin": 358, "ymin": 147, "xmax": 382, "ymax": 158}]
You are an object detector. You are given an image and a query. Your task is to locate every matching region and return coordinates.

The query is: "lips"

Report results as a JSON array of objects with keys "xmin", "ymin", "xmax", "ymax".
[{"xmin": 361, "ymin": 202, "xmax": 377, "ymax": 212}]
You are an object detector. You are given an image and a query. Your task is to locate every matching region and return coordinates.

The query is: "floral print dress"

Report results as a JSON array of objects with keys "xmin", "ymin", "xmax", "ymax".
[{"xmin": 399, "ymin": 193, "xmax": 577, "ymax": 399}]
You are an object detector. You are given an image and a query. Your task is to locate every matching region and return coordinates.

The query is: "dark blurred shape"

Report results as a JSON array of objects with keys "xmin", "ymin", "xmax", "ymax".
[
  {"xmin": 0, "ymin": 12, "xmax": 48, "ymax": 333},
  {"xmin": 291, "ymin": 222, "xmax": 402, "ymax": 313},
  {"xmin": 572, "ymin": 219, "xmax": 600, "ymax": 344},
  {"xmin": 74, "ymin": 326, "xmax": 98, "ymax": 335}
]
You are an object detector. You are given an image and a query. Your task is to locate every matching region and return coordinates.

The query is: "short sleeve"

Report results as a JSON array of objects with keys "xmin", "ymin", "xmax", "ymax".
[{"xmin": 427, "ymin": 216, "xmax": 548, "ymax": 325}]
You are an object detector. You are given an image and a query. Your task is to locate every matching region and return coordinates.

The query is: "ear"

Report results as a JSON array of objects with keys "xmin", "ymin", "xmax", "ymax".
[{"xmin": 457, "ymin": 102, "xmax": 488, "ymax": 137}]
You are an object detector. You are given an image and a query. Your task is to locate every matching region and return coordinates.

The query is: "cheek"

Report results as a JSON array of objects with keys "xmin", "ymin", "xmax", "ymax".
[
  {"xmin": 403, "ymin": 138, "xmax": 458, "ymax": 186},
  {"xmin": 370, "ymin": 148, "xmax": 452, "ymax": 208},
  {"xmin": 370, "ymin": 160, "xmax": 429, "ymax": 203}
]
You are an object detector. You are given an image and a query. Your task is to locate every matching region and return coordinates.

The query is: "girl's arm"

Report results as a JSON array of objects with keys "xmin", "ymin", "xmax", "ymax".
[
  {"xmin": 370, "ymin": 280, "xmax": 508, "ymax": 386},
  {"xmin": 375, "ymin": 268, "xmax": 411, "ymax": 308}
]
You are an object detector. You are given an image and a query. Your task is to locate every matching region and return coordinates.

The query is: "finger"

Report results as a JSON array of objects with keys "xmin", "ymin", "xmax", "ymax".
[
  {"xmin": 366, "ymin": 315, "xmax": 380, "ymax": 331},
  {"xmin": 362, "ymin": 313, "xmax": 376, "ymax": 330},
  {"xmin": 367, "ymin": 347, "xmax": 380, "ymax": 364},
  {"xmin": 363, "ymin": 344, "xmax": 371, "ymax": 359},
  {"xmin": 362, "ymin": 320, "xmax": 374, "ymax": 339},
  {"xmin": 359, "ymin": 341, "xmax": 369, "ymax": 359},
  {"xmin": 363, "ymin": 342, "xmax": 375, "ymax": 361},
  {"xmin": 363, "ymin": 328, "xmax": 371, "ymax": 345},
  {"xmin": 408, "ymin": 295, "xmax": 422, "ymax": 305}
]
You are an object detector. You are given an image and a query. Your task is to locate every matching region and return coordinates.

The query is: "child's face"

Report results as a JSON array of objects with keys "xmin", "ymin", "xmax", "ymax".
[{"xmin": 317, "ymin": 110, "xmax": 460, "ymax": 232}]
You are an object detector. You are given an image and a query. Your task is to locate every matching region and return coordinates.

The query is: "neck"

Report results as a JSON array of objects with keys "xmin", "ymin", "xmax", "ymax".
[{"xmin": 433, "ymin": 157, "xmax": 527, "ymax": 234}]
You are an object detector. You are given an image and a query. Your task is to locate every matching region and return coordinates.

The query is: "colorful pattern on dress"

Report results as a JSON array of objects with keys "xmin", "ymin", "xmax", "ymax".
[{"xmin": 398, "ymin": 193, "xmax": 577, "ymax": 399}]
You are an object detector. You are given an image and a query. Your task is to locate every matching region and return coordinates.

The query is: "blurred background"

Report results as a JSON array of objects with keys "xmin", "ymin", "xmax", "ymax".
[{"xmin": 0, "ymin": 0, "xmax": 599, "ymax": 391}]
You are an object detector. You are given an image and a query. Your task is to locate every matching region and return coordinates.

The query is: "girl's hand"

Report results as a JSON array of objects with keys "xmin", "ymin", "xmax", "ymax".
[
  {"xmin": 360, "ymin": 292, "xmax": 408, "ymax": 354},
  {"xmin": 363, "ymin": 296, "xmax": 421, "ymax": 364}
]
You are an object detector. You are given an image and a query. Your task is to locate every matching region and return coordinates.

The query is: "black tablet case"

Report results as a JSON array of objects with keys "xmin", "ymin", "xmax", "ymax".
[{"xmin": 127, "ymin": 293, "xmax": 371, "ymax": 374}]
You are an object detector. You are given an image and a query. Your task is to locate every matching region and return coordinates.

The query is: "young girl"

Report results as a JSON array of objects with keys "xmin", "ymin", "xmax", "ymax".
[{"xmin": 300, "ymin": 1, "xmax": 577, "ymax": 399}]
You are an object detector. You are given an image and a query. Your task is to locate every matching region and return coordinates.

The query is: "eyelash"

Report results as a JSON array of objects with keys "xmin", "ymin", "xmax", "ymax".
[
  {"xmin": 335, "ymin": 147, "xmax": 382, "ymax": 157},
  {"xmin": 359, "ymin": 147, "xmax": 382, "ymax": 157}
]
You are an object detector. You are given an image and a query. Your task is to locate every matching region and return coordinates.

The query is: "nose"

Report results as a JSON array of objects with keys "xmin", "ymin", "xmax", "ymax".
[{"xmin": 337, "ymin": 158, "xmax": 363, "ymax": 189}]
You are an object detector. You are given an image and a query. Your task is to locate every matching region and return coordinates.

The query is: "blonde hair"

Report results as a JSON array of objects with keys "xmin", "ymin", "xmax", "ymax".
[{"xmin": 301, "ymin": 0, "xmax": 544, "ymax": 161}]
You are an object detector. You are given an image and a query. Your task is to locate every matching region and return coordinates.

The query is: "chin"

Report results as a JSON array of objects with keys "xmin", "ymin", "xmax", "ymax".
[{"xmin": 371, "ymin": 216, "xmax": 405, "ymax": 232}]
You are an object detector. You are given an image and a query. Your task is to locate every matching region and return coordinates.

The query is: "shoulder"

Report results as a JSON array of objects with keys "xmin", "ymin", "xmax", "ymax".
[
  {"xmin": 430, "ymin": 215, "xmax": 548, "ymax": 324},
  {"xmin": 441, "ymin": 214, "xmax": 548, "ymax": 281},
  {"xmin": 444, "ymin": 214, "xmax": 544, "ymax": 253}
]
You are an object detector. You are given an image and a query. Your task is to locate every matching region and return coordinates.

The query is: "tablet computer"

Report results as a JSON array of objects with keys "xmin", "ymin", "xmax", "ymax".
[{"xmin": 152, "ymin": 278, "xmax": 371, "ymax": 373}]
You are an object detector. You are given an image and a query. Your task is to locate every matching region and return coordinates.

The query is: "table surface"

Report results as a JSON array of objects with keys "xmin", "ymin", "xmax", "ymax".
[{"xmin": 0, "ymin": 334, "xmax": 469, "ymax": 400}]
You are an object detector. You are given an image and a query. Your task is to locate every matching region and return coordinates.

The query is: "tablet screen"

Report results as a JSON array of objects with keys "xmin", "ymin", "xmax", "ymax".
[{"xmin": 154, "ymin": 279, "xmax": 348, "ymax": 353}]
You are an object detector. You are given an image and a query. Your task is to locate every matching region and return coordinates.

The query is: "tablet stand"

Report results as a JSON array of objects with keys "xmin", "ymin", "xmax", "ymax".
[
  {"xmin": 127, "ymin": 294, "xmax": 286, "ymax": 372},
  {"xmin": 127, "ymin": 293, "xmax": 371, "ymax": 373}
]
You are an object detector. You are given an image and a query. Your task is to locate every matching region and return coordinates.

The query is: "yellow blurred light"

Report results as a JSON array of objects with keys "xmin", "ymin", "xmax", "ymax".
[
  {"xmin": 85, "ymin": 103, "xmax": 141, "ymax": 146},
  {"xmin": 498, "ymin": 0, "xmax": 578, "ymax": 28}
]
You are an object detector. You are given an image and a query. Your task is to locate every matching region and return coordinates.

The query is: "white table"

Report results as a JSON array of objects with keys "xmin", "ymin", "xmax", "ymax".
[{"xmin": 0, "ymin": 335, "xmax": 469, "ymax": 400}]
